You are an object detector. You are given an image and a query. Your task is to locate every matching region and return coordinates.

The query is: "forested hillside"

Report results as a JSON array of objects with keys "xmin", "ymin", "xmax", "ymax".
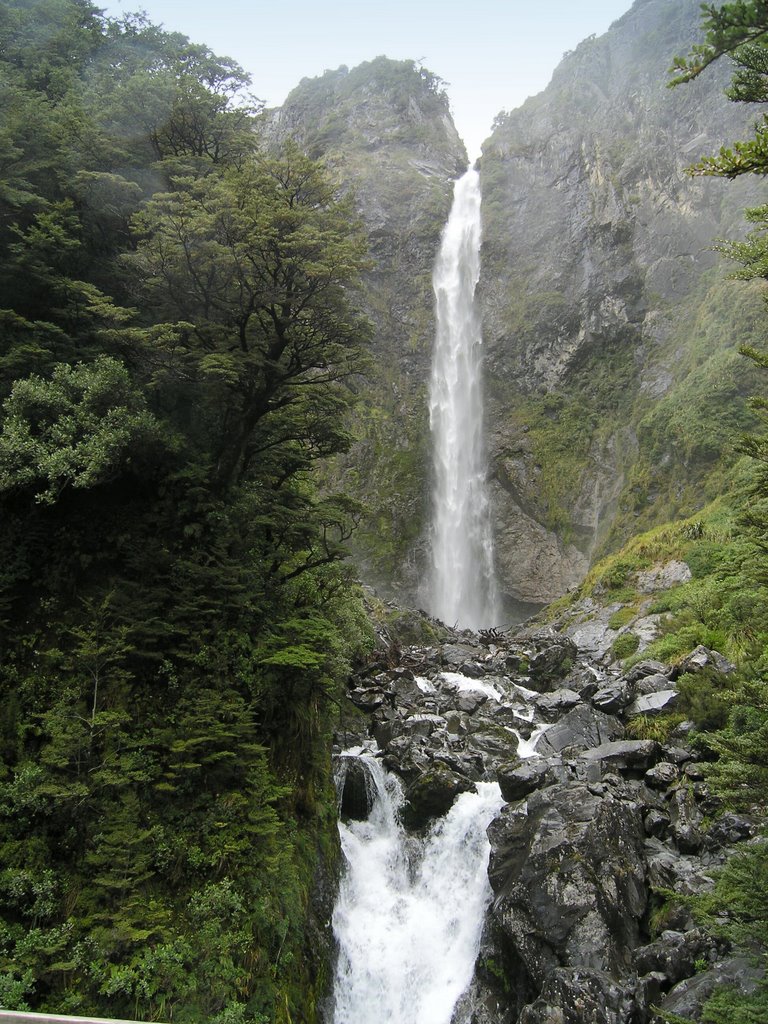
[{"xmin": 0, "ymin": 2, "xmax": 374, "ymax": 1020}]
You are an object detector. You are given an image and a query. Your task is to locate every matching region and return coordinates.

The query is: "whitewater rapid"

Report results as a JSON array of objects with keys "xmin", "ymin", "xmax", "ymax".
[{"xmin": 331, "ymin": 754, "xmax": 503, "ymax": 1024}]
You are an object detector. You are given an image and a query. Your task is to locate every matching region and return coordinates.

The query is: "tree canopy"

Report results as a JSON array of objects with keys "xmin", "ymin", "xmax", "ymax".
[{"xmin": 0, "ymin": 2, "xmax": 373, "ymax": 1021}]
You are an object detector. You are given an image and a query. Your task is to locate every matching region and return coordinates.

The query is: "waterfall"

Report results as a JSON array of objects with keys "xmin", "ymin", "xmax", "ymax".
[
  {"xmin": 428, "ymin": 168, "xmax": 499, "ymax": 630},
  {"xmin": 331, "ymin": 754, "xmax": 503, "ymax": 1024}
]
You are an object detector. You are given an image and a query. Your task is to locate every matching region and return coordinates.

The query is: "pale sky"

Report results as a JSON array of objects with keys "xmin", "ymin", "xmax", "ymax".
[{"xmin": 99, "ymin": 0, "xmax": 633, "ymax": 158}]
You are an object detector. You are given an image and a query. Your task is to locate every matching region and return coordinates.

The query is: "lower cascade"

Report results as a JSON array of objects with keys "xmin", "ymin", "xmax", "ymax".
[
  {"xmin": 331, "ymin": 753, "xmax": 503, "ymax": 1024},
  {"xmin": 328, "ymin": 622, "xmax": 762, "ymax": 1023}
]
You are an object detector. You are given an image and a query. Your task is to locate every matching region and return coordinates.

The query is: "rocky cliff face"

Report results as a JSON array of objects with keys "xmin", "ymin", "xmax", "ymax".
[
  {"xmin": 334, "ymin": 606, "xmax": 760, "ymax": 1023},
  {"xmin": 268, "ymin": 59, "xmax": 467, "ymax": 599},
  {"xmin": 479, "ymin": 0, "xmax": 764, "ymax": 610}
]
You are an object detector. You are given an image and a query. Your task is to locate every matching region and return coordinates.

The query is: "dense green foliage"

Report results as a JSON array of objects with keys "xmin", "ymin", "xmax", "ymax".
[
  {"xmin": 0, "ymin": 2, "xmax": 374, "ymax": 1020},
  {"xmin": 579, "ymin": 10, "xmax": 768, "ymax": 1018}
]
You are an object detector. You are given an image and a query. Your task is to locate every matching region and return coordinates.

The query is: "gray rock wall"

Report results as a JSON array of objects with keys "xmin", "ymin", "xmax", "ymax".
[{"xmin": 479, "ymin": 0, "xmax": 763, "ymax": 609}]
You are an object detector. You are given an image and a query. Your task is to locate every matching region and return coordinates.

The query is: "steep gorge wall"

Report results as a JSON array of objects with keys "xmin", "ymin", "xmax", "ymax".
[
  {"xmin": 479, "ymin": 0, "xmax": 764, "ymax": 610},
  {"xmin": 268, "ymin": 59, "xmax": 466, "ymax": 601}
]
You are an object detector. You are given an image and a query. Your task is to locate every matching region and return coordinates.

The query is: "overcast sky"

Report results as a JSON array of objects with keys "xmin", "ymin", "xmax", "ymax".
[{"xmin": 99, "ymin": 0, "xmax": 634, "ymax": 158}]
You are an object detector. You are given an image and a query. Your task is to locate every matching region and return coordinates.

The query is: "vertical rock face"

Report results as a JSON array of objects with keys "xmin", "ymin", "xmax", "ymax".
[
  {"xmin": 479, "ymin": 0, "xmax": 764, "ymax": 609},
  {"xmin": 268, "ymin": 59, "xmax": 467, "ymax": 602}
]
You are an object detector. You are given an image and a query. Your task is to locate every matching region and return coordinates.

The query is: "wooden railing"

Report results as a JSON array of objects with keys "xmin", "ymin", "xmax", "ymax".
[{"xmin": 0, "ymin": 1012, "xmax": 164, "ymax": 1024}]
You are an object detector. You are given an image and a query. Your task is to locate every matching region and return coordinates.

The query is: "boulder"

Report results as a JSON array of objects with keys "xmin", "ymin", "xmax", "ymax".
[
  {"xmin": 403, "ymin": 766, "xmax": 474, "ymax": 829},
  {"xmin": 456, "ymin": 690, "xmax": 488, "ymax": 714},
  {"xmin": 671, "ymin": 645, "xmax": 736, "ymax": 679},
  {"xmin": 580, "ymin": 739, "xmax": 661, "ymax": 772},
  {"xmin": 643, "ymin": 808, "xmax": 670, "ymax": 838},
  {"xmin": 626, "ymin": 660, "xmax": 670, "ymax": 684},
  {"xmin": 401, "ymin": 713, "xmax": 445, "ymax": 737},
  {"xmin": 517, "ymin": 967, "xmax": 638, "ymax": 1024},
  {"xmin": 644, "ymin": 762, "xmax": 679, "ymax": 789},
  {"xmin": 347, "ymin": 686, "xmax": 388, "ymax": 711},
  {"xmin": 441, "ymin": 643, "xmax": 480, "ymax": 668},
  {"xmin": 706, "ymin": 812, "xmax": 754, "ymax": 847},
  {"xmin": 535, "ymin": 705, "xmax": 624, "ymax": 756},
  {"xmin": 633, "ymin": 928, "xmax": 718, "ymax": 985},
  {"xmin": 496, "ymin": 758, "xmax": 554, "ymax": 802},
  {"xmin": 670, "ymin": 786, "xmax": 705, "ymax": 853},
  {"xmin": 625, "ymin": 690, "xmax": 678, "ymax": 717},
  {"xmin": 591, "ymin": 681, "xmax": 632, "ymax": 714},
  {"xmin": 633, "ymin": 672, "xmax": 673, "ymax": 695},
  {"xmin": 527, "ymin": 633, "xmax": 579, "ymax": 691},
  {"xmin": 536, "ymin": 688, "xmax": 582, "ymax": 717},
  {"xmin": 335, "ymin": 756, "xmax": 376, "ymax": 820},
  {"xmin": 488, "ymin": 783, "xmax": 646, "ymax": 986},
  {"xmin": 660, "ymin": 956, "xmax": 763, "ymax": 1020}
]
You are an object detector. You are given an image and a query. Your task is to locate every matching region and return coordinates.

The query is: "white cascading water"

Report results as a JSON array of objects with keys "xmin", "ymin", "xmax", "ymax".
[
  {"xmin": 428, "ymin": 168, "xmax": 499, "ymax": 630},
  {"xmin": 331, "ymin": 754, "xmax": 504, "ymax": 1024}
]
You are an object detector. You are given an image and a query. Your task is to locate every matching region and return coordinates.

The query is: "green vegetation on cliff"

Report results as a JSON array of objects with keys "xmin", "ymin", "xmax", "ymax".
[
  {"xmin": 549, "ymin": 8, "xmax": 768, "ymax": 1018},
  {"xmin": 0, "ymin": 3, "xmax": 374, "ymax": 1020}
]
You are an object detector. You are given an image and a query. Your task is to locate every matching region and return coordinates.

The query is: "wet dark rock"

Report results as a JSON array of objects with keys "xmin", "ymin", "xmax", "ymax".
[
  {"xmin": 563, "ymin": 663, "xmax": 605, "ymax": 698},
  {"xmin": 517, "ymin": 967, "xmax": 638, "ymax": 1024},
  {"xmin": 625, "ymin": 690, "xmax": 678, "ymax": 718},
  {"xmin": 591, "ymin": 681, "xmax": 632, "ymax": 714},
  {"xmin": 580, "ymin": 739, "xmax": 661, "ymax": 772},
  {"xmin": 335, "ymin": 756, "xmax": 376, "ymax": 821},
  {"xmin": 466, "ymin": 724, "xmax": 519, "ymax": 761},
  {"xmin": 347, "ymin": 686, "xmax": 388, "ymax": 712},
  {"xmin": 644, "ymin": 762, "xmax": 679, "ymax": 789},
  {"xmin": 462, "ymin": 659, "xmax": 488, "ymax": 678},
  {"xmin": 659, "ymin": 956, "xmax": 763, "ymax": 1019},
  {"xmin": 433, "ymin": 749, "xmax": 484, "ymax": 781},
  {"xmin": 526, "ymin": 632, "xmax": 579, "ymax": 691},
  {"xmin": 441, "ymin": 643, "xmax": 480, "ymax": 668},
  {"xmin": 670, "ymin": 645, "xmax": 736, "ymax": 679},
  {"xmin": 403, "ymin": 765, "xmax": 474, "ymax": 829},
  {"xmin": 456, "ymin": 690, "xmax": 488, "ymax": 714},
  {"xmin": 626, "ymin": 660, "xmax": 670, "ymax": 684},
  {"xmin": 488, "ymin": 783, "xmax": 646, "ymax": 987},
  {"xmin": 535, "ymin": 688, "xmax": 582, "ymax": 717},
  {"xmin": 390, "ymin": 673, "xmax": 423, "ymax": 706},
  {"xmin": 633, "ymin": 928, "xmax": 719, "ymax": 985},
  {"xmin": 444, "ymin": 710, "xmax": 467, "ymax": 735},
  {"xmin": 496, "ymin": 758, "xmax": 555, "ymax": 802},
  {"xmin": 401, "ymin": 712, "xmax": 445, "ymax": 737},
  {"xmin": 535, "ymin": 705, "xmax": 624, "ymax": 756}
]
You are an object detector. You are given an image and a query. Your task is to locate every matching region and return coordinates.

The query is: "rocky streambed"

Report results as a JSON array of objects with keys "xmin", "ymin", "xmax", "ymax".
[{"xmin": 332, "ymin": 623, "xmax": 761, "ymax": 1024}]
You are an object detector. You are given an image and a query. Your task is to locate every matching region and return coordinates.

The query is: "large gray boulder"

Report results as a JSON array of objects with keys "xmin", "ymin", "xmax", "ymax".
[
  {"xmin": 535, "ymin": 705, "xmax": 624, "ymax": 756},
  {"xmin": 487, "ymin": 782, "xmax": 647, "ymax": 987},
  {"xmin": 517, "ymin": 968, "xmax": 639, "ymax": 1024}
]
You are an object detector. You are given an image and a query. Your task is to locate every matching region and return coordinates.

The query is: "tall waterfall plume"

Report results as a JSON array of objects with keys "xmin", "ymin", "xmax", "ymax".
[
  {"xmin": 331, "ymin": 753, "xmax": 503, "ymax": 1024},
  {"xmin": 427, "ymin": 168, "xmax": 499, "ymax": 629}
]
